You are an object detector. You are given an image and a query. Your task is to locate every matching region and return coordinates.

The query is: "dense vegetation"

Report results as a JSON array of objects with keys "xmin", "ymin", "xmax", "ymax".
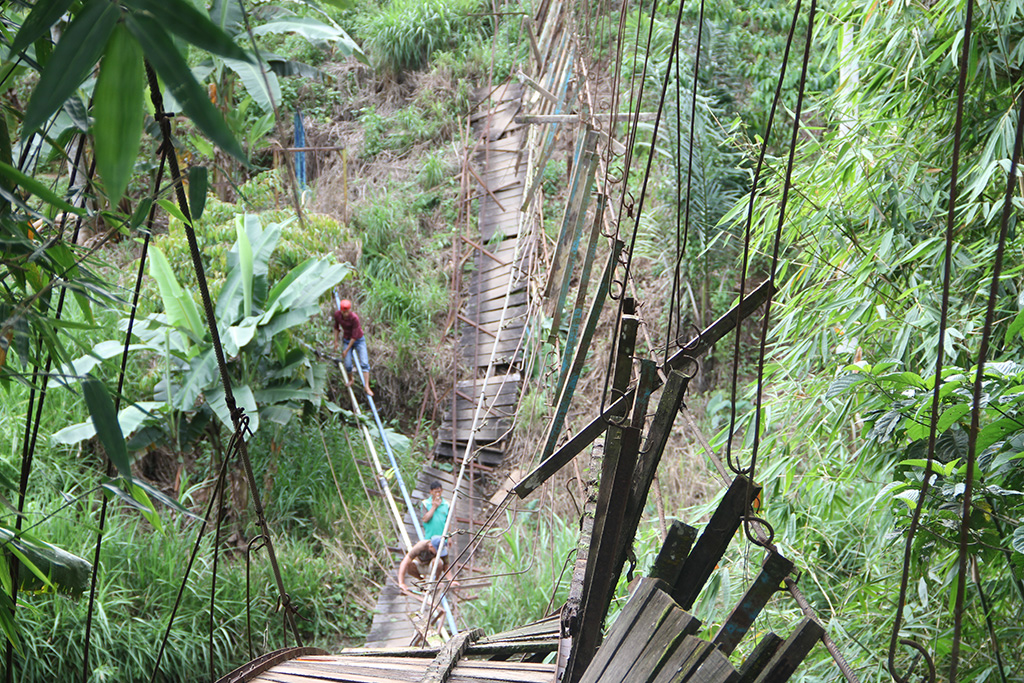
[{"xmin": 0, "ymin": 0, "xmax": 1022, "ymax": 681}]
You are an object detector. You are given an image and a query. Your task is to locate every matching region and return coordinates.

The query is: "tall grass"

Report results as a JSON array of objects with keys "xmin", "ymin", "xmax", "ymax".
[
  {"xmin": 360, "ymin": 0, "xmax": 490, "ymax": 75},
  {"xmin": 3, "ymin": 414, "xmax": 386, "ymax": 681},
  {"xmin": 461, "ymin": 511, "xmax": 578, "ymax": 634}
]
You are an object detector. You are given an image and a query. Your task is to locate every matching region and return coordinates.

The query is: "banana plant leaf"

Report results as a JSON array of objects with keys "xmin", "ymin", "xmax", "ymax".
[{"xmin": 0, "ymin": 527, "xmax": 92, "ymax": 596}]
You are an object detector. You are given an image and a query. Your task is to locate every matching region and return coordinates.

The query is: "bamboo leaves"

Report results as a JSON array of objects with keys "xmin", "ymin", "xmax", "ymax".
[
  {"xmin": 93, "ymin": 24, "xmax": 145, "ymax": 207},
  {"xmin": 20, "ymin": 0, "xmax": 119, "ymax": 136}
]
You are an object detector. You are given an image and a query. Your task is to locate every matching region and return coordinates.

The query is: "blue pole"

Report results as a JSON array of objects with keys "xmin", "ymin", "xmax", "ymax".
[{"xmin": 294, "ymin": 111, "xmax": 307, "ymax": 189}]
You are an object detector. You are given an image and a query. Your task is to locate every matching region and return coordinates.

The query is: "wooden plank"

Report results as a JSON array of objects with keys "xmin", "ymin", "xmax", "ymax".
[
  {"xmin": 467, "ymin": 277, "xmax": 527, "ymax": 299},
  {"xmin": 444, "ymin": 405, "xmax": 515, "ymax": 421},
  {"xmin": 439, "ymin": 426, "xmax": 512, "ymax": 443},
  {"xmin": 613, "ymin": 368, "xmax": 692, "ymax": 589},
  {"xmin": 712, "ymin": 552, "xmax": 794, "ymax": 655},
  {"xmin": 547, "ymin": 130, "xmax": 599, "ymax": 338},
  {"xmin": 588, "ymin": 587, "xmax": 681, "ymax": 683},
  {"xmin": 421, "ymin": 628, "xmax": 484, "ymax": 682},
  {"xmin": 540, "ymin": 240, "xmax": 621, "ymax": 465},
  {"xmin": 671, "ymin": 476, "xmax": 761, "ymax": 610},
  {"xmin": 567, "ymin": 398, "xmax": 641, "ymax": 677},
  {"xmin": 650, "ymin": 637, "xmax": 711, "ymax": 683},
  {"xmin": 749, "ymin": 618, "xmax": 823, "ymax": 683},
  {"xmin": 466, "ymin": 281, "xmax": 528, "ymax": 305},
  {"xmin": 685, "ymin": 649, "xmax": 740, "ymax": 683},
  {"xmin": 577, "ymin": 578, "xmax": 666, "ymax": 683},
  {"xmin": 737, "ymin": 634, "xmax": 783, "ymax": 683},
  {"xmin": 649, "ymin": 520, "xmax": 698, "ymax": 587},
  {"xmin": 515, "ymin": 280, "xmax": 775, "ymax": 498},
  {"xmin": 619, "ymin": 606, "xmax": 700, "ymax": 683},
  {"xmin": 215, "ymin": 647, "xmax": 330, "ymax": 683},
  {"xmin": 466, "ymin": 293, "xmax": 529, "ymax": 316}
]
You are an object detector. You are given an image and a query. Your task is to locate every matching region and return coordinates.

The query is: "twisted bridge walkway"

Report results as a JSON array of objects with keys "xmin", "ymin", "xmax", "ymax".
[{"xmin": 362, "ymin": 81, "xmax": 531, "ymax": 648}]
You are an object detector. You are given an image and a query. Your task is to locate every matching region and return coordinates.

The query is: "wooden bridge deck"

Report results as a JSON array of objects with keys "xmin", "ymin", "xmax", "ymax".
[{"xmin": 363, "ymin": 82, "xmax": 530, "ymax": 648}]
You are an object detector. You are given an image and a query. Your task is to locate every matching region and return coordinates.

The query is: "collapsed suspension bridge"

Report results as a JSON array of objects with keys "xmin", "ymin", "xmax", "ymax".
[{"xmin": 216, "ymin": 0, "xmax": 862, "ymax": 681}]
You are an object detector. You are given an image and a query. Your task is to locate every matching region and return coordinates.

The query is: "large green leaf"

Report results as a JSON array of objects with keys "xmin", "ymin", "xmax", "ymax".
[
  {"xmin": 250, "ymin": 17, "xmax": 367, "ymax": 65},
  {"xmin": 126, "ymin": 14, "xmax": 246, "ymax": 162},
  {"xmin": 51, "ymin": 401, "xmax": 163, "ymax": 446},
  {"xmin": 236, "ymin": 215, "xmax": 254, "ymax": 317},
  {"xmin": 10, "ymin": 0, "xmax": 77, "ymax": 58},
  {"xmin": 123, "ymin": 0, "xmax": 250, "ymax": 61},
  {"xmin": 0, "ymin": 162, "xmax": 84, "ymax": 215},
  {"xmin": 206, "ymin": 383, "xmax": 258, "ymax": 434},
  {"xmin": 148, "ymin": 247, "xmax": 205, "ymax": 344},
  {"xmin": 22, "ymin": 0, "xmax": 119, "ymax": 135},
  {"xmin": 221, "ymin": 54, "xmax": 281, "ymax": 113},
  {"xmin": 93, "ymin": 24, "xmax": 145, "ymax": 207},
  {"xmin": 82, "ymin": 375, "xmax": 132, "ymax": 483},
  {"xmin": 209, "ymin": 0, "xmax": 244, "ymax": 35},
  {"xmin": 169, "ymin": 346, "xmax": 217, "ymax": 409},
  {"xmin": 264, "ymin": 258, "xmax": 351, "ymax": 315},
  {"xmin": 0, "ymin": 527, "xmax": 92, "ymax": 596},
  {"xmin": 216, "ymin": 215, "xmax": 282, "ymax": 321}
]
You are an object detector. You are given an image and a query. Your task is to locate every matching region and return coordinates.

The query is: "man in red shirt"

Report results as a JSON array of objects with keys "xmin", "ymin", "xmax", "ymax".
[{"xmin": 332, "ymin": 299, "xmax": 373, "ymax": 396}]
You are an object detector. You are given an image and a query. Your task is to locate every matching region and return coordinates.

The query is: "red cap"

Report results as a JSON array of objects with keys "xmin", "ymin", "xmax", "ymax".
[{"xmin": 339, "ymin": 299, "xmax": 352, "ymax": 311}]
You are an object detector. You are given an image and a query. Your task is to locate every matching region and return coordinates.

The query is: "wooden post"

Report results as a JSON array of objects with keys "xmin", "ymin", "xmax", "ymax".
[
  {"xmin": 671, "ymin": 475, "xmax": 761, "ymax": 610},
  {"xmin": 750, "ymin": 617, "xmax": 824, "ymax": 683},
  {"xmin": 712, "ymin": 551, "xmax": 794, "ymax": 656},
  {"xmin": 649, "ymin": 520, "xmax": 698, "ymax": 586},
  {"xmin": 566, "ymin": 308, "xmax": 639, "ymax": 682},
  {"xmin": 548, "ymin": 129, "xmax": 599, "ymax": 341},
  {"xmin": 738, "ymin": 633, "xmax": 784, "ymax": 683},
  {"xmin": 553, "ymin": 195, "xmax": 607, "ymax": 401},
  {"xmin": 341, "ymin": 147, "xmax": 348, "ymax": 225}
]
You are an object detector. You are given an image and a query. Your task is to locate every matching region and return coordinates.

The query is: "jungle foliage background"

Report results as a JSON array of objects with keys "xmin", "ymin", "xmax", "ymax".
[{"xmin": 0, "ymin": 0, "xmax": 1022, "ymax": 680}]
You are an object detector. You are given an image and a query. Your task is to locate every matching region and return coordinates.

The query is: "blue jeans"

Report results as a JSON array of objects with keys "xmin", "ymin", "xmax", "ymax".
[{"xmin": 344, "ymin": 337, "xmax": 370, "ymax": 374}]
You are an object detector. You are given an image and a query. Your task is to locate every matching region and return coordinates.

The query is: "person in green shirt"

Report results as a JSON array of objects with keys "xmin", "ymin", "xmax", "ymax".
[{"xmin": 420, "ymin": 481, "xmax": 449, "ymax": 539}]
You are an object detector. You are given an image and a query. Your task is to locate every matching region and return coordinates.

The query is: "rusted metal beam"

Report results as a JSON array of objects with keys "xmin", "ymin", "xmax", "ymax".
[{"xmin": 515, "ymin": 280, "xmax": 774, "ymax": 498}]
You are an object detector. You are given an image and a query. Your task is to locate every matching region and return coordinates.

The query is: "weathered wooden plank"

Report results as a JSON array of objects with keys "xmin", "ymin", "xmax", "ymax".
[
  {"xmin": 420, "ymin": 628, "xmax": 484, "ymax": 682},
  {"xmin": 747, "ymin": 618, "xmax": 823, "ymax": 683},
  {"xmin": 685, "ymin": 649, "xmax": 740, "ymax": 683},
  {"xmin": 544, "ymin": 130, "xmax": 590, "ymax": 300},
  {"xmin": 649, "ymin": 520, "xmax": 698, "ymax": 587},
  {"xmin": 612, "ymin": 368, "xmax": 692, "ymax": 591},
  {"xmin": 577, "ymin": 578, "xmax": 666, "ymax": 683},
  {"xmin": 467, "ymin": 277, "xmax": 527, "ymax": 299},
  {"xmin": 215, "ymin": 647, "xmax": 330, "ymax": 683},
  {"xmin": 540, "ymin": 240, "xmax": 621, "ymax": 464},
  {"xmin": 737, "ymin": 633, "xmax": 783, "ymax": 683},
  {"xmin": 466, "ymin": 293, "xmax": 529, "ymax": 315},
  {"xmin": 712, "ymin": 552, "xmax": 794, "ymax": 656},
  {"xmin": 671, "ymin": 476, "xmax": 761, "ymax": 610},
  {"xmin": 553, "ymin": 194, "xmax": 606, "ymax": 395},
  {"xmin": 588, "ymin": 587, "xmax": 685, "ymax": 683},
  {"xmin": 650, "ymin": 637, "xmax": 712, "ymax": 683},
  {"xmin": 548, "ymin": 130, "xmax": 599, "ymax": 339},
  {"xmin": 444, "ymin": 405, "xmax": 515, "ymax": 421},
  {"xmin": 568, "ymin": 413, "xmax": 641, "ymax": 678},
  {"xmin": 619, "ymin": 606, "xmax": 700, "ymax": 683},
  {"xmin": 515, "ymin": 281, "xmax": 775, "ymax": 498}
]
